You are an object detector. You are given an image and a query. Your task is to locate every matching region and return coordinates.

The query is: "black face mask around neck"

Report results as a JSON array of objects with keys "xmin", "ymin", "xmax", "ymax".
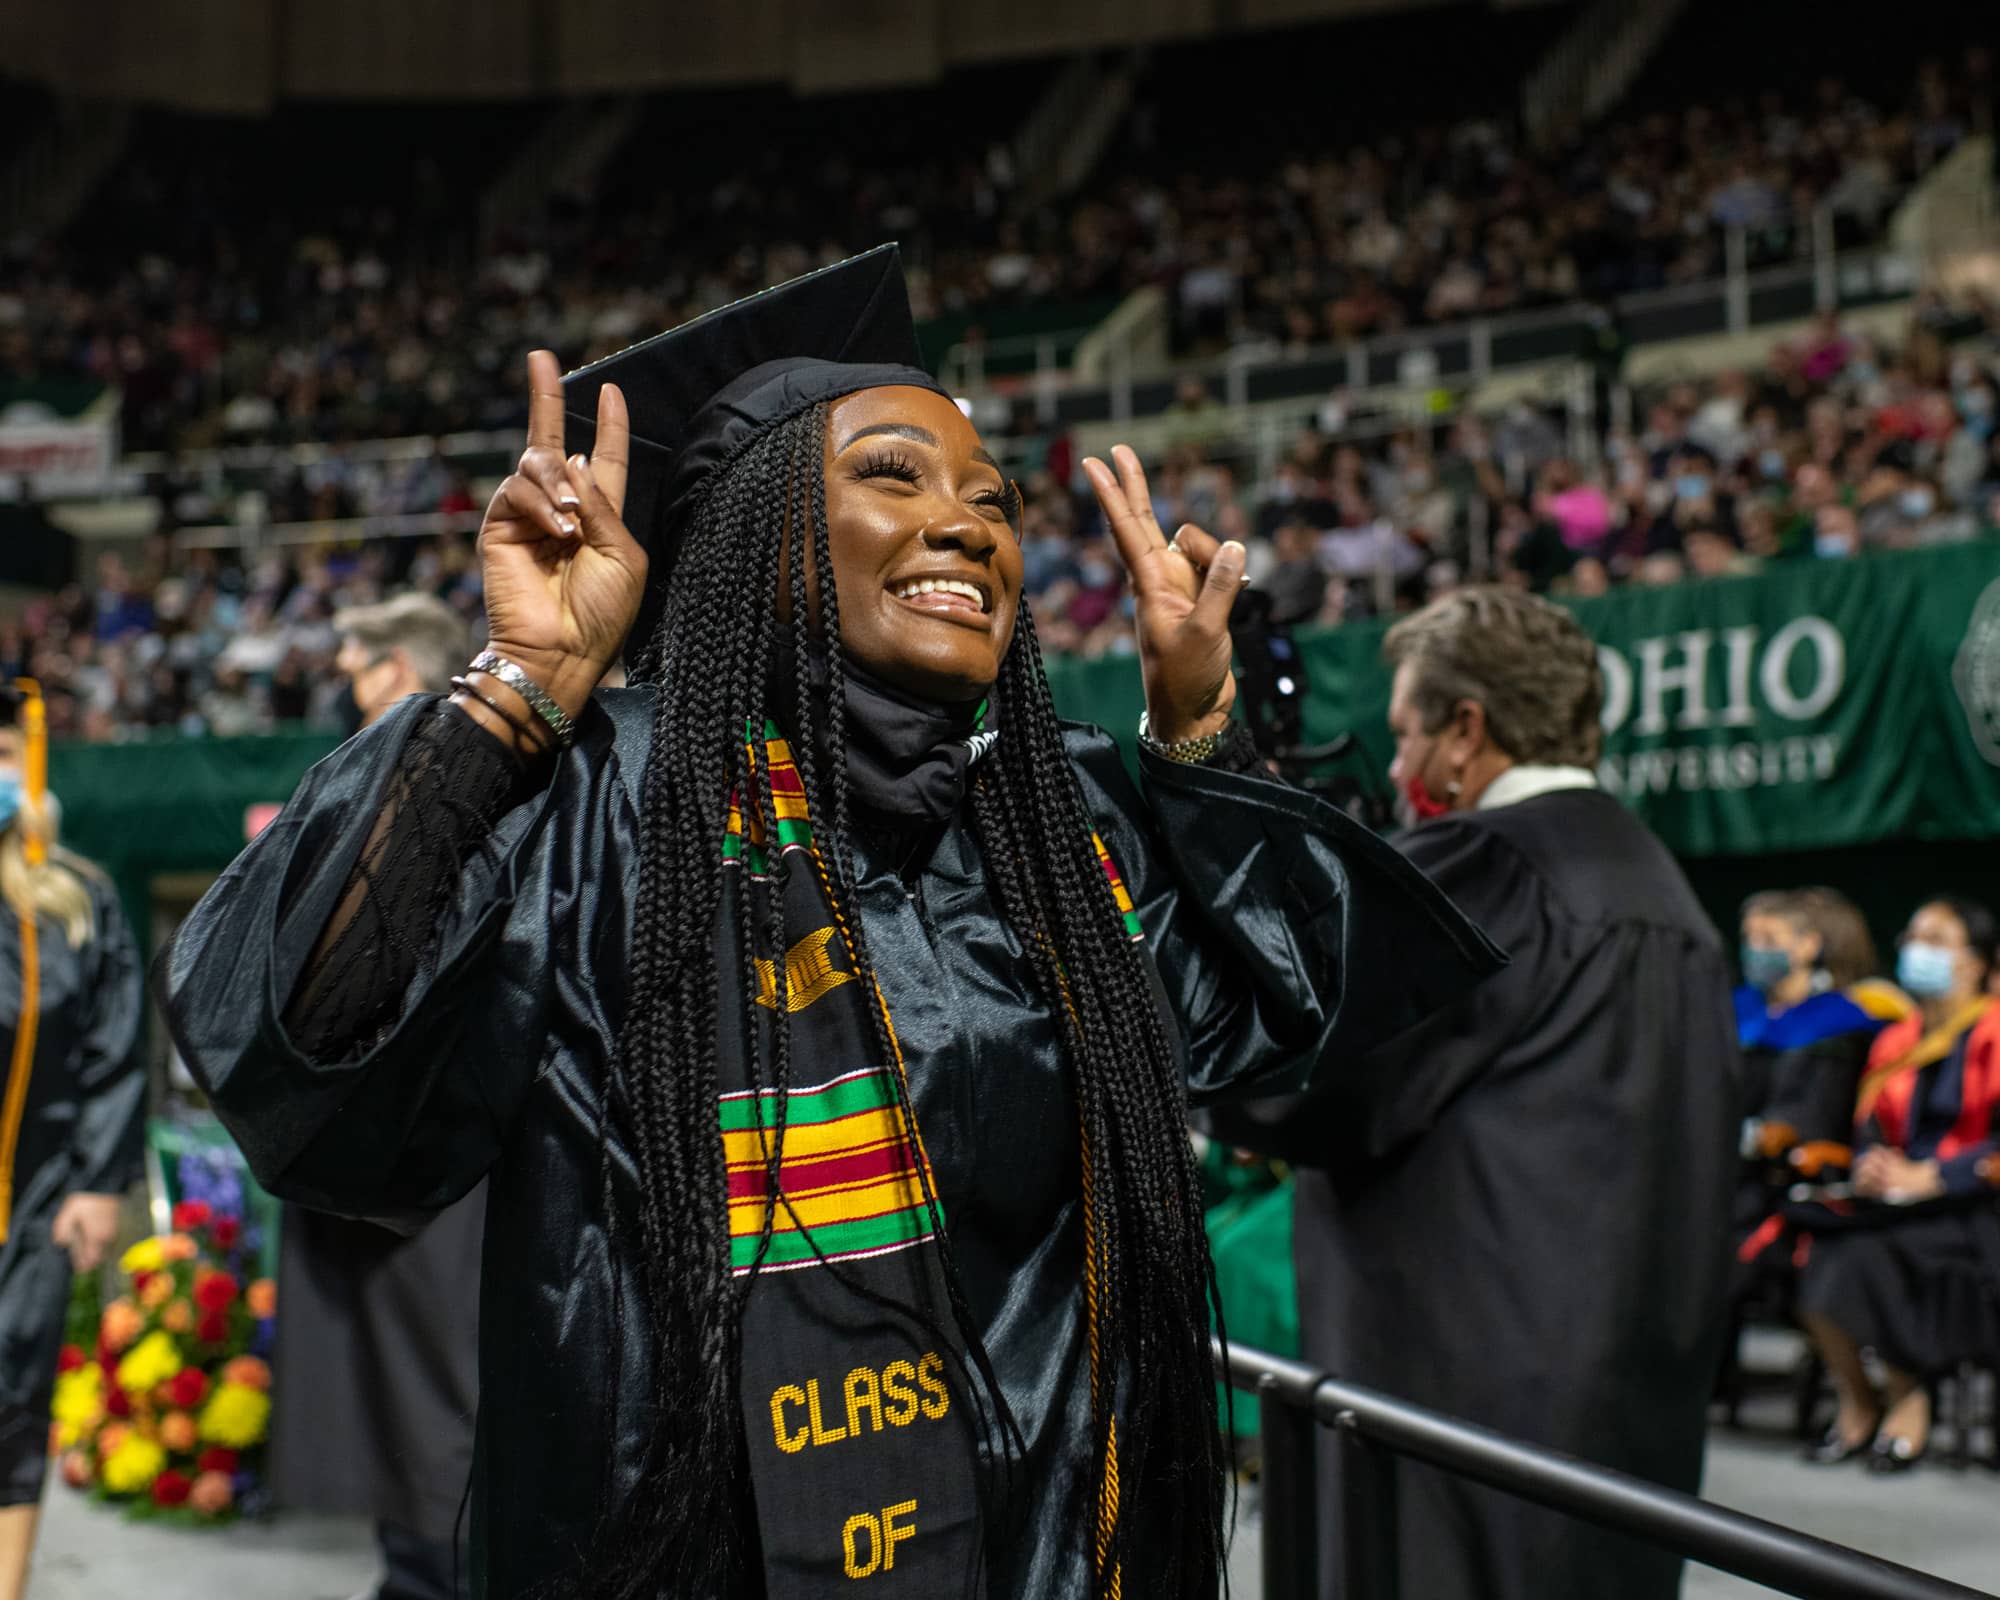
[{"xmin": 769, "ymin": 639, "xmax": 998, "ymax": 823}]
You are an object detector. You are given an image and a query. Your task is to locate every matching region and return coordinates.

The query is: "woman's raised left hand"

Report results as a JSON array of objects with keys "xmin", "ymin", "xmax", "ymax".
[{"xmin": 1082, "ymin": 446, "xmax": 1242, "ymax": 745}]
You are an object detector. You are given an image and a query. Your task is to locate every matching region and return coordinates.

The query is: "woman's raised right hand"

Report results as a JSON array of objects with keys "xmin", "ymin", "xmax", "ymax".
[{"xmin": 478, "ymin": 350, "xmax": 647, "ymax": 718}]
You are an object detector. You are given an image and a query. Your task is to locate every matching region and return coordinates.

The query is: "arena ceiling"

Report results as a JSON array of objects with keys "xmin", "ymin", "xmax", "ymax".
[{"xmin": 2, "ymin": 0, "xmax": 1560, "ymax": 110}]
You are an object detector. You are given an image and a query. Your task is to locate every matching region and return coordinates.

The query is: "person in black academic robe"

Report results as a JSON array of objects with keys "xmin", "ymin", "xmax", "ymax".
[
  {"xmin": 1729, "ymin": 889, "xmax": 1907, "ymax": 1311},
  {"xmin": 1211, "ymin": 588, "xmax": 1739, "ymax": 1600},
  {"xmin": 1797, "ymin": 897, "xmax": 2000, "ymax": 1472},
  {"xmin": 269, "ymin": 592, "xmax": 483, "ymax": 1600},
  {"xmin": 0, "ymin": 685, "xmax": 145, "ymax": 1600},
  {"xmin": 156, "ymin": 250, "xmax": 1499, "ymax": 1600}
]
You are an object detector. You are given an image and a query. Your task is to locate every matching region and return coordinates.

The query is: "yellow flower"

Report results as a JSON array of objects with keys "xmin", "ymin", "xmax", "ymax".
[
  {"xmin": 100, "ymin": 1433, "xmax": 167, "ymax": 1495},
  {"xmin": 51, "ymin": 1363, "xmax": 105, "ymax": 1438},
  {"xmin": 114, "ymin": 1331, "xmax": 183, "ymax": 1396},
  {"xmin": 197, "ymin": 1382, "xmax": 270, "ymax": 1449},
  {"xmin": 118, "ymin": 1238, "xmax": 166, "ymax": 1275}
]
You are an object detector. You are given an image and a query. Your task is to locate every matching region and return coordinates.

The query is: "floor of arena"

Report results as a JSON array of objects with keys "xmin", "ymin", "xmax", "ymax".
[{"xmin": 29, "ymin": 1370, "xmax": 2000, "ymax": 1599}]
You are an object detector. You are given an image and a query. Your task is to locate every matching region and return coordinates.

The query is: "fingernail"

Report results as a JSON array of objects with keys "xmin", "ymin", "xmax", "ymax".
[
  {"xmin": 1221, "ymin": 540, "xmax": 1245, "ymax": 564},
  {"xmin": 558, "ymin": 492, "xmax": 581, "ymax": 509},
  {"xmin": 569, "ymin": 454, "xmax": 588, "ymax": 472},
  {"xmin": 558, "ymin": 516, "xmax": 578, "ymax": 536}
]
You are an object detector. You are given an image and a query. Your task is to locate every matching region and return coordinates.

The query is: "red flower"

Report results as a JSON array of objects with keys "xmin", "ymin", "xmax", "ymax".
[
  {"xmin": 196, "ymin": 1309, "xmax": 229, "ymax": 1345},
  {"xmin": 196, "ymin": 1447, "xmax": 239, "ymax": 1476},
  {"xmin": 171, "ymin": 1200, "xmax": 212, "ymax": 1232},
  {"xmin": 131, "ymin": 1270, "xmax": 154, "ymax": 1295},
  {"xmin": 212, "ymin": 1216, "xmax": 242, "ymax": 1251},
  {"xmin": 105, "ymin": 1386, "xmax": 132, "ymax": 1419},
  {"xmin": 151, "ymin": 1470, "xmax": 192, "ymax": 1508},
  {"xmin": 56, "ymin": 1345, "xmax": 86, "ymax": 1374},
  {"xmin": 193, "ymin": 1272, "xmax": 238, "ymax": 1313},
  {"xmin": 166, "ymin": 1368, "xmax": 211, "ymax": 1409}
]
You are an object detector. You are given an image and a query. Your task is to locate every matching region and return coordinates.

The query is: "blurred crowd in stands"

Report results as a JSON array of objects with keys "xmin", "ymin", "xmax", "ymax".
[
  {"xmin": 7, "ymin": 292, "xmax": 1997, "ymax": 738},
  {"xmin": 0, "ymin": 2, "xmax": 1994, "ymax": 738},
  {"xmin": 1146, "ymin": 56, "xmax": 1983, "ymax": 352},
  {"xmin": 0, "ymin": 48, "xmax": 1984, "ymax": 454}
]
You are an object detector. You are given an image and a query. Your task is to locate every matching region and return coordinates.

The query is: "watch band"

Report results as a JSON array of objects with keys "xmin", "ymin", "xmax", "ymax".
[
  {"xmin": 467, "ymin": 649, "xmax": 578, "ymax": 750},
  {"xmin": 1138, "ymin": 711, "xmax": 1224, "ymax": 764}
]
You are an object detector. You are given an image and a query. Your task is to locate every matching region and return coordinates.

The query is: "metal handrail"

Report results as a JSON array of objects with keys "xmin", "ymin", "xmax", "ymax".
[{"xmin": 1216, "ymin": 1338, "xmax": 1999, "ymax": 1600}]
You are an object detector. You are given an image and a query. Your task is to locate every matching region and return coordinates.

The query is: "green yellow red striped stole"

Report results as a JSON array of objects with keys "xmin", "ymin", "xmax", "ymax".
[
  {"xmin": 719, "ymin": 722, "xmax": 1142, "ymax": 1595},
  {"xmin": 1094, "ymin": 832, "xmax": 1143, "ymax": 942},
  {"xmin": 721, "ymin": 1066, "xmax": 938, "ymax": 1275}
]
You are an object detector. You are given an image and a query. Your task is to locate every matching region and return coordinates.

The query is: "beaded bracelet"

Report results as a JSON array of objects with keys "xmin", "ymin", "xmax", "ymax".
[{"xmin": 451, "ymin": 676, "xmax": 555, "ymax": 764}]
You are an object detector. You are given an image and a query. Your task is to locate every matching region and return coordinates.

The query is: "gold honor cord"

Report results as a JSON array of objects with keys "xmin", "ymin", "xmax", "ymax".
[
  {"xmin": 0, "ymin": 912, "xmax": 41, "ymax": 1245},
  {"xmin": 0, "ymin": 679, "xmax": 50, "ymax": 1242}
]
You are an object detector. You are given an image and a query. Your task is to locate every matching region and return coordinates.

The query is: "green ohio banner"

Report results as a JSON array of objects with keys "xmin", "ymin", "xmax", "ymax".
[
  {"xmin": 1576, "ymin": 541, "xmax": 2000, "ymax": 855},
  {"xmin": 1044, "ymin": 540, "xmax": 2000, "ymax": 860}
]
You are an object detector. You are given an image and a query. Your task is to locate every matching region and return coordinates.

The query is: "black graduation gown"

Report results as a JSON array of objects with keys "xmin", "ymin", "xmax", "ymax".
[
  {"xmin": 269, "ymin": 1184, "xmax": 483, "ymax": 1542},
  {"xmin": 157, "ymin": 690, "xmax": 1497, "ymax": 1600},
  {"xmin": 1798, "ymin": 1017, "xmax": 2000, "ymax": 1377},
  {"xmin": 1731, "ymin": 988, "xmax": 1887, "ymax": 1289},
  {"xmin": 0, "ymin": 878, "xmax": 146, "ymax": 1503},
  {"xmin": 1209, "ymin": 790, "xmax": 1739, "ymax": 1600}
]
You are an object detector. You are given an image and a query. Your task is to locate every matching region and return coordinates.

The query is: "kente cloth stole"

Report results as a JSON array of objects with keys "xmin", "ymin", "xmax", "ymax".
[{"xmin": 719, "ymin": 726, "xmax": 1130, "ymax": 1597}]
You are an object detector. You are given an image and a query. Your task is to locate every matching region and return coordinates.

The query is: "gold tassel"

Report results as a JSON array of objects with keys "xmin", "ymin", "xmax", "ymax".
[{"xmin": 14, "ymin": 677, "xmax": 46, "ymax": 866}]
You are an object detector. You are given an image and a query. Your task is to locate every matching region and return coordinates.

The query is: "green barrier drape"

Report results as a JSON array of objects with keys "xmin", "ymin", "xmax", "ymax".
[{"xmin": 44, "ymin": 542, "xmax": 2000, "ymax": 917}]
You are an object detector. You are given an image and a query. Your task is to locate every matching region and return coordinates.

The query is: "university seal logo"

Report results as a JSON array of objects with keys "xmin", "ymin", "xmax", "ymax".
[{"xmin": 1955, "ymin": 575, "xmax": 2000, "ymax": 768}]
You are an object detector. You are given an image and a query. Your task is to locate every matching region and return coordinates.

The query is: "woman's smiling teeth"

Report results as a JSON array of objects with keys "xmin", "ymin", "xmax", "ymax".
[{"xmin": 891, "ymin": 577, "xmax": 989, "ymax": 614}]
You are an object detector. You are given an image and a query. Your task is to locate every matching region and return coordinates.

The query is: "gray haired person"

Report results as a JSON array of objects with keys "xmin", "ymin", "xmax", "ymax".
[{"xmin": 1216, "ymin": 588, "xmax": 1740, "ymax": 1600}]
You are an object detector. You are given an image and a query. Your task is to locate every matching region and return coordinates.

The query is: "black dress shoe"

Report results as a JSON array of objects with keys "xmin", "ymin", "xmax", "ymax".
[
  {"xmin": 1866, "ymin": 1434, "xmax": 1927, "ymax": 1473},
  {"xmin": 1803, "ymin": 1424, "xmax": 1877, "ymax": 1464}
]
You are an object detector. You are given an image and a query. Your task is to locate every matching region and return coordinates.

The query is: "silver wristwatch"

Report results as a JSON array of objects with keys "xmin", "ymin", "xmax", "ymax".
[{"xmin": 467, "ymin": 650, "xmax": 578, "ymax": 749}]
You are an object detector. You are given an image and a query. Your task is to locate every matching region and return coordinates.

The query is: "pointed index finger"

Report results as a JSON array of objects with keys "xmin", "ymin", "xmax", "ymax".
[
  {"xmin": 592, "ymin": 382, "xmax": 630, "ymax": 518},
  {"xmin": 525, "ymin": 349, "xmax": 566, "ymax": 452}
]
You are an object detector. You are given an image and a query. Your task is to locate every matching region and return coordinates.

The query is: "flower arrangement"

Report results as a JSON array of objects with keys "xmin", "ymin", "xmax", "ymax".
[{"xmin": 52, "ymin": 1188, "xmax": 277, "ymax": 1522}]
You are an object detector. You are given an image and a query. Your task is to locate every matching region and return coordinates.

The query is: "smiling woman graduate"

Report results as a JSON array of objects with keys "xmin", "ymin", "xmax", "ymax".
[{"xmin": 158, "ymin": 248, "xmax": 1497, "ymax": 1600}]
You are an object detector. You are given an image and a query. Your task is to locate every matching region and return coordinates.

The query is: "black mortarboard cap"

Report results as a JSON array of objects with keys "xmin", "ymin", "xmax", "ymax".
[{"xmin": 562, "ymin": 244, "xmax": 946, "ymax": 657}]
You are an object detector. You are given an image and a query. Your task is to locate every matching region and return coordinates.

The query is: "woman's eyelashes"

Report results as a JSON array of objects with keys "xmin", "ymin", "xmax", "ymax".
[
  {"xmin": 850, "ymin": 451, "xmax": 1018, "ymax": 527},
  {"xmin": 850, "ymin": 449, "xmax": 922, "ymax": 486}
]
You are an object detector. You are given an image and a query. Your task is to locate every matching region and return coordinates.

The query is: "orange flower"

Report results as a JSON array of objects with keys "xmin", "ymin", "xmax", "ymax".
[
  {"xmin": 160, "ymin": 1299, "xmax": 194, "ymax": 1335},
  {"xmin": 219, "ymin": 1356, "xmax": 271, "ymax": 1392},
  {"xmin": 60, "ymin": 1450, "xmax": 93, "ymax": 1489},
  {"xmin": 158, "ymin": 1411, "xmax": 198, "ymax": 1453},
  {"xmin": 246, "ymin": 1279, "xmax": 277, "ymax": 1319},
  {"xmin": 96, "ymin": 1421, "xmax": 132, "ymax": 1460},
  {"xmin": 159, "ymin": 1234, "xmax": 198, "ymax": 1264},
  {"xmin": 188, "ymin": 1470, "xmax": 234, "ymax": 1517},
  {"xmin": 139, "ymin": 1273, "xmax": 174, "ymax": 1310},
  {"xmin": 99, "ymin": 1300, "xmax": 145, "ymax": 1355}
]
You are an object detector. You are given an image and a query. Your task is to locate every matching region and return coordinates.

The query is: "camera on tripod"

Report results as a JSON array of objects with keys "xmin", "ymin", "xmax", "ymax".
[{"xmin": 1231, "ymin": 588, "xmax": 1395, "ymax": 831}]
